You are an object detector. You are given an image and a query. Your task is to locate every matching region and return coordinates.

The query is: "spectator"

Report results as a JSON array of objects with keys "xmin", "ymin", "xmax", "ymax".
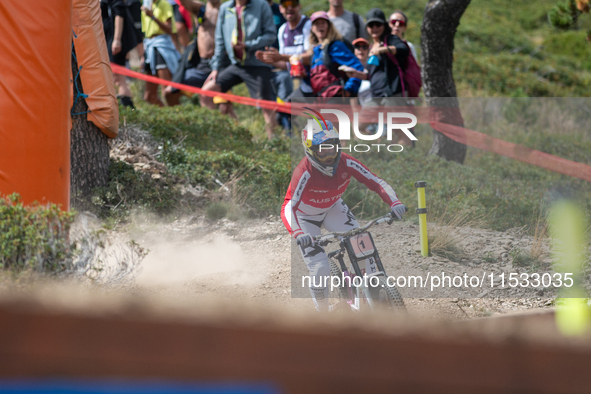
[
  {"xmin": 164, "ymin": 0, "xmax": 235, "ymax": 119},
  {"xmin": 126, "ymin": 0, "xmax": 145, "ymax": 60},
  {"xmin": 306, "ymin": 11, "xmax": 364, "ymax": 98},
  {"xmin": 101, "ymin": 0, "xmax": 139, "ymax": 108},
  {"xmin": 201, "ymin": 0, "xmax": 278, "ymax": 139},
  {"xmin": 256, "ymin": 0, "xmax": 311, "ymax": 129},
  {"xmin": 141, "ymin": 0, "xmax": 181, "ymax": 107},
  {"xmin": 389, "ymin": 11, "xmax": 418, "ymax": 61},
  {"xmin": 365, "ymin": 8, "xmax": 412, "ymax": 144},
  {"xmin": 365, "ymin": 8, "xmax": 409, "ymax": 99},
  {"xmin": 165, "ymin": 0, "xmax": 191, "ymax": 49},
  {"xmin": 327, "ymin": 0, "xmax": 365, "ymax": 43},
  {"xmin": 352, "ymin": 37, "xmax": 371, "ymax": 105}
]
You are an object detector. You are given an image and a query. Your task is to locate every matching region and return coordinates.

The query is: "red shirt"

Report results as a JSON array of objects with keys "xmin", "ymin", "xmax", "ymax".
[{"xmin": 281, "ymin": 153, "xmax": 402, "ymax": 237}]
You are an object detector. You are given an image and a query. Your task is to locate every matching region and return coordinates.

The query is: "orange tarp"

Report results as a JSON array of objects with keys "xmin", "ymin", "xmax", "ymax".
[
  {"xmin": 0, "ymin": 0, "xmax": 72, "ymax": 207},
  {"xmin": 73, "ymin": 0, "xmax": 119, "ymax": 139}
]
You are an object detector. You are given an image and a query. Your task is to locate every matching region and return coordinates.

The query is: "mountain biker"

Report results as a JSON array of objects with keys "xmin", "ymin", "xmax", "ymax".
[{"xmin": 281, "ymin": 120, "xmax": 407, "ymax": 311}]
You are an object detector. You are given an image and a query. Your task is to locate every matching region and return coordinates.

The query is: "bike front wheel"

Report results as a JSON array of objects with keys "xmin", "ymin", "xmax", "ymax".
[
  {"xmin": 328, "ymin": 258, "xmax": 351, "ymax": 312},
  {"xmin": 372, "ymin": 275, "xmax": 406, "ymax": 312}
]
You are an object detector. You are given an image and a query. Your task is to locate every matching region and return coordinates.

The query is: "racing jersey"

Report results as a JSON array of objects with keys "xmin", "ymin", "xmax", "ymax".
[{"xmin": 281, "ymin": 153, "xmax": 402, "ymax": 237}]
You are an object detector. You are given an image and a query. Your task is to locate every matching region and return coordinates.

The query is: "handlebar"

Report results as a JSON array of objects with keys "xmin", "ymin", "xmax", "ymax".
[{"xmin": 314, "ymin": 210, "xmax": 402, "ymax": 246}]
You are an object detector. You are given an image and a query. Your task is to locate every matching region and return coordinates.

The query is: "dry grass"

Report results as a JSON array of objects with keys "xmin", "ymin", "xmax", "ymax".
[
  {"xmin": 529, "ymin": 210, "xmax": 549, "ymax": 265},
  {"xmin": 427, "ymin": 193, "xmax": 486, "ymax": 262}
]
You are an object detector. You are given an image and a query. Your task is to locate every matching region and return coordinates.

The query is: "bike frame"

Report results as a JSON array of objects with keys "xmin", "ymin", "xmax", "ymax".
[{"xmin": 318, "ymin": 212, "xmax": 396, "ymax": 311}]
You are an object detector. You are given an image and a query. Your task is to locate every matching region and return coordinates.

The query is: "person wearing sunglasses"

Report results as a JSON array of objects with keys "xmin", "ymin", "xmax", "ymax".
[
  {"xmin": 388, "ymin": 11, "xmax": 418, "ymax": 61},
  {"xmin": 364, "ymin": 8, "xmax": 409, "ymax": 97},
  {"xmin": 364, "ymin": 8, "xmax": 415, "ymax": 145}
]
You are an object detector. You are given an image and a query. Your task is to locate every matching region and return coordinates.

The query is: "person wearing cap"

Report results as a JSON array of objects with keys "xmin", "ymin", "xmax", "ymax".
[
  {"xmin": 326, "ymin": 0, "xmax": 365, "ymax": 43},
  {"xmin": 365, "ymin": 8, "xmax": 409, "ymax": 98},
  {"xmin": 365, "ymin": 8, "xmax": 413, "ymax": 144},
  {"xmin": 304, "ymin": 11, "xmax": 364, "ymax": 98},
  {"xmin": 389, "ymin": 10, "xmax": 418, "ymax": 61}
]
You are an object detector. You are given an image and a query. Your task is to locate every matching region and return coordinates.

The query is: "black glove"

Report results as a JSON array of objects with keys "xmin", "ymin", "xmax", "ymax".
[
  {"xmin": 296, "ymin": 233, "xmax": 315, "ymax": 247},
  {"xmin": 391, "ymin": 203, "xmax": 407, "ymax": 219}
]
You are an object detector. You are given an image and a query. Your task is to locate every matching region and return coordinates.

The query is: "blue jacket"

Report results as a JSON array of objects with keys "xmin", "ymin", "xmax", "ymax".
[{"xmin": 211, "ymin": 0, "xmax": 276, "ymax": 71}]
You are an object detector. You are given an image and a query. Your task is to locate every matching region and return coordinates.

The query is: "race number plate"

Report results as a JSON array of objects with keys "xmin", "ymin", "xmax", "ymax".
[{"xmin": 349, "ymin": 232, "xmax": 375, "ymax": 259}]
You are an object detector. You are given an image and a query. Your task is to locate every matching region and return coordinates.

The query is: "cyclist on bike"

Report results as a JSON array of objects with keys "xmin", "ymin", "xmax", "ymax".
[{"xmin": 281, "ymin": 120, "xmax": 407, "ymax": 311}]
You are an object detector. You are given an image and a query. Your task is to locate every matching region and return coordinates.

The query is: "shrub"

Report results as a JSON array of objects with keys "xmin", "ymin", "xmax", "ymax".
[
  {"xmin": 0, "ymin": 194, "xmax": 75, "ymax": 272},
  {"xmin": 205, "ymin": 201, "xmax": 242, "ymax": 221},
  {"xmin": 0, "ymin": 194, "xmax": 146, "ymax": 283},
  {"xmin": 91, "ymin": 159, "xmax": 182, "ymax": 219}
]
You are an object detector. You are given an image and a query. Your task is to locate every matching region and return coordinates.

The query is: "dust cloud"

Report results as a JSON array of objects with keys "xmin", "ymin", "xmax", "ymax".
[{"xmin": 135, "ymin": 234, "xmax": 256, "ymax": 287}]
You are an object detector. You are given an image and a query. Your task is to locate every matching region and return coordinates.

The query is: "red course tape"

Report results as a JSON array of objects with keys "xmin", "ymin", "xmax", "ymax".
[{"xmin": 111, "ymin": 63, "xmax": 591, "ymax": 183}]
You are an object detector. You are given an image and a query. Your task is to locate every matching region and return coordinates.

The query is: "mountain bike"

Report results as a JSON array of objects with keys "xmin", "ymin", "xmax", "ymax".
[{"xmin": 314, "ymin": 211, "xmax": 406, "ymax": 313}]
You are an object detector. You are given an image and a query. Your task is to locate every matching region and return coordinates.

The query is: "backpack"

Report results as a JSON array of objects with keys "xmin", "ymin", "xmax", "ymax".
[{"xmin": 383, "ymin": 36, "xmax": 422, "ymax": 98}]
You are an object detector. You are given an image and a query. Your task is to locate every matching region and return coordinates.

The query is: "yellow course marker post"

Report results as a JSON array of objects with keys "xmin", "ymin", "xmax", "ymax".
[
  {"xmin": 549, "ymin": 200, "xmax": 590, "ymax": 336},
  {"xmin": 415, "ymin": 181, "xmax": 429, "ymax": 257}
]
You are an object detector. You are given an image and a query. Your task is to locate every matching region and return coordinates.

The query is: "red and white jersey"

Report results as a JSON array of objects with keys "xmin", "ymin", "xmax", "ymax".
[{"xmin": 281, "ymin": 153, "xmax": 402, "ymax": 237}]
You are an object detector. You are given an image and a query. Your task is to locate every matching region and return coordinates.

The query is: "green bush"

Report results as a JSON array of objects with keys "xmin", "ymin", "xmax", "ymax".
[
  {"xmin": 0, "ymin": 194, "xmax": 75, "ymax": 272},
  {"xmin": 91, "ymin": 159, "xmax": 182, "ymax": 219}
]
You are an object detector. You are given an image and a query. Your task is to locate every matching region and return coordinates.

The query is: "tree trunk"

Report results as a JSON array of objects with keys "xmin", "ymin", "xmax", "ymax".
[
  {"xmin": 70, "ymin": 49, "xmax": 110, "ymax": 207},
  {"xmin": 421, "ymin": 0, "xmax": 471, "ymax": 164}
]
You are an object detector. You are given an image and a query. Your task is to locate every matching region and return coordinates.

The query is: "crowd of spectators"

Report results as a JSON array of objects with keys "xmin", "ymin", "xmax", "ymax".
[{"xmin": 101, "ymin": 0, "xmax": 420, "ymax": 139}]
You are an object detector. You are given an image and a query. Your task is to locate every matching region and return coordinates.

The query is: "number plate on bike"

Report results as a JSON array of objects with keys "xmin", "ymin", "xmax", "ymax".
[{"xmin": 349, "ymin": 232, "xmax": 375, "ymax": 259}]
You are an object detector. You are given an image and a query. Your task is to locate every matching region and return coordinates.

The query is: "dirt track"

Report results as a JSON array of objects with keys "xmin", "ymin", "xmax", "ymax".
[{"xmin": 126, "ymin": 213, "xmax": 554, "ymax": 320}]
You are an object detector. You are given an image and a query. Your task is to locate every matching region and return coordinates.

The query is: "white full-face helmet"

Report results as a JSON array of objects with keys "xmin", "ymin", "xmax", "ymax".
[{"xmin": 301, "ymin": 119, "xmax": 340, "ymax": 176}]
